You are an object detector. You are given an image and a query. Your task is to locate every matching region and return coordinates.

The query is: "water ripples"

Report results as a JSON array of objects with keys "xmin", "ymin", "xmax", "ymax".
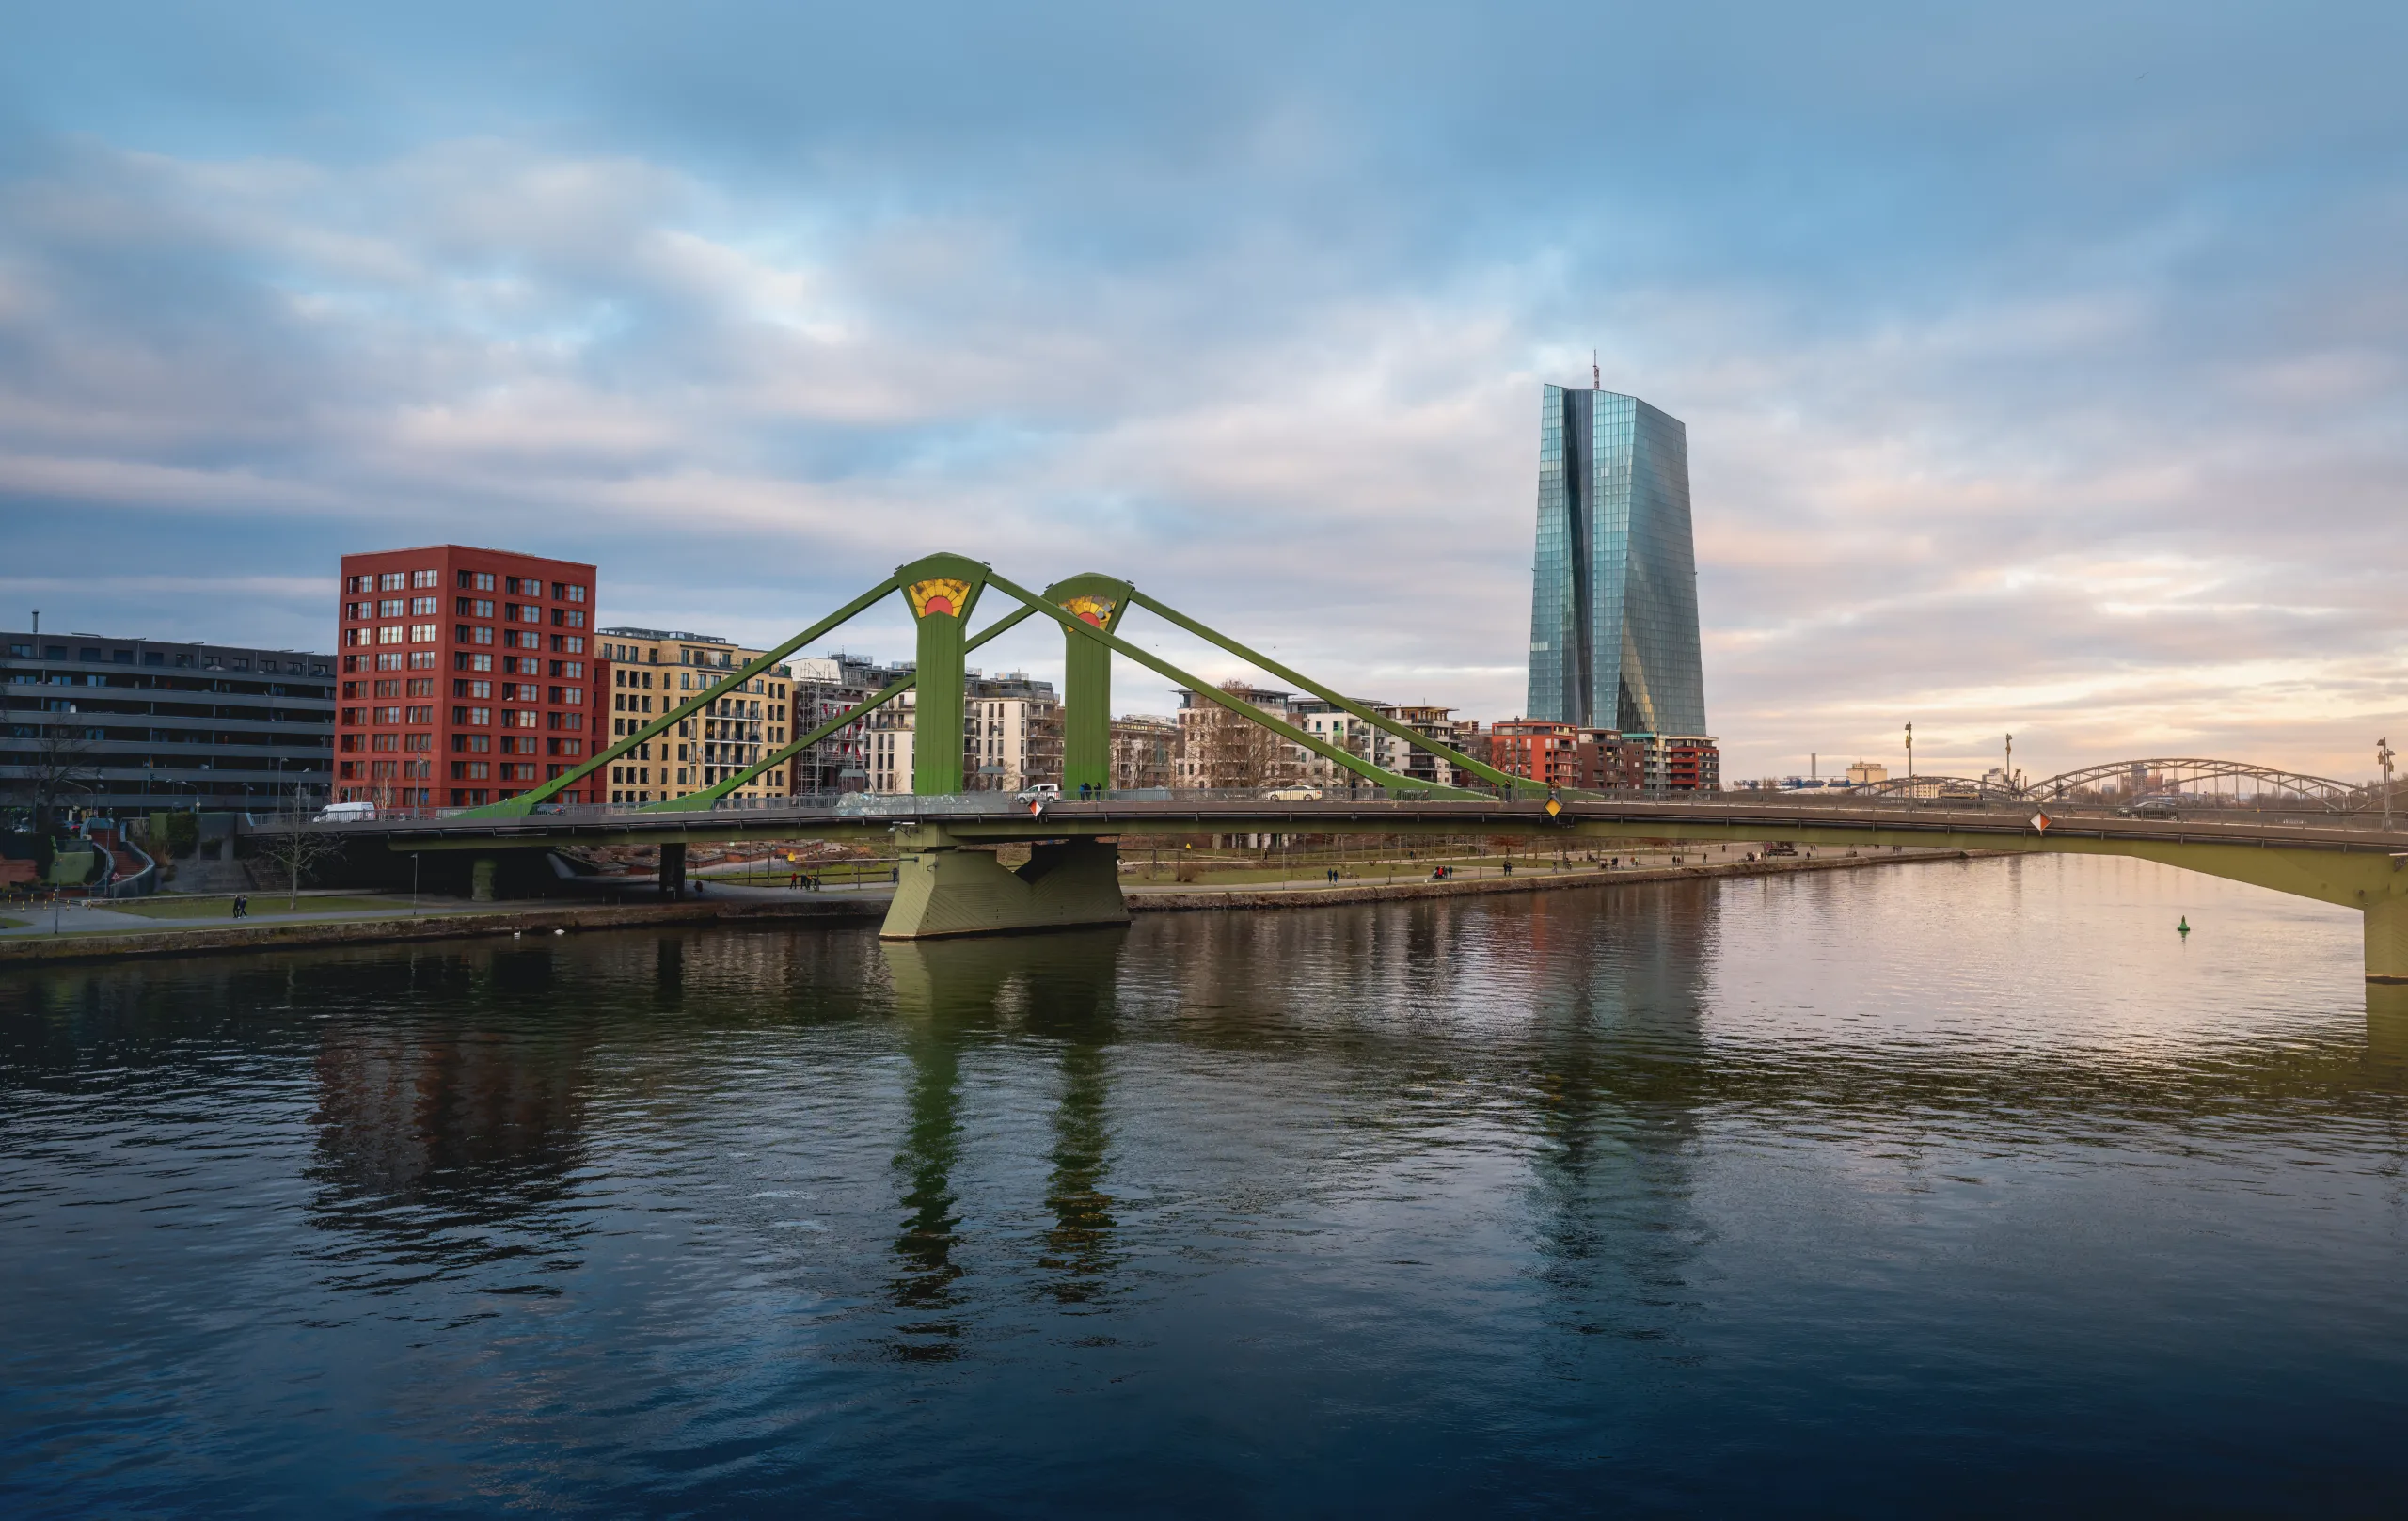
[{"xmin": 3, "ymin": 854, "xmax": 2406, "ymax": 1514}]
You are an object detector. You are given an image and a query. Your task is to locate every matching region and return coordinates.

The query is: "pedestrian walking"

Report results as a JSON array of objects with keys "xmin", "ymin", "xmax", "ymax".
[{"xmin": 231, "ymin": 895, "xmax": 248, "ymax": 919}]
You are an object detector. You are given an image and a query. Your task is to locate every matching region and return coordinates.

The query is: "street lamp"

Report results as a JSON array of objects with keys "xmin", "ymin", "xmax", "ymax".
[
  {"xmin": 2381, "ymin": 737, "xmax": 2396, "ymax": 832},
  {"xmin": 1905, "ymin": 722, "xmax": 1914, "ymax": 783}
]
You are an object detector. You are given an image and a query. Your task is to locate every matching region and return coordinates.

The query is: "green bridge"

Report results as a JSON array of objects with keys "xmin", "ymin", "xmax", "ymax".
[{"xmin": 358, "ymin": 552, "xmax": 2407, "ymax": 983}]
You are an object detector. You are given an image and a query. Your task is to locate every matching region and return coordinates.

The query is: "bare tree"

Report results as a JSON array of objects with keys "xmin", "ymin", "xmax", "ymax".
[
  {"xmin": 5, "ymin": 720, "xmax": 101, "ymax": 846},
  {"xmin": 254, "ymin": 784, "xmax": 346, "ymax": 911},
  {"xmin": 1189, "ymin": 682, "xmax": 1301, "ymax": 790}
]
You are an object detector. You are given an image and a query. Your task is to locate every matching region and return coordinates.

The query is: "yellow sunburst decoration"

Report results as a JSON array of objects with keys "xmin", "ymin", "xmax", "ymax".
[
  {"xmin": 1059, "ymin": 594, "xmax": 1117, "ymax": 628},
  {"xmin": 907, "ymin": 578, "xmax": 972, "ymax": 619}
]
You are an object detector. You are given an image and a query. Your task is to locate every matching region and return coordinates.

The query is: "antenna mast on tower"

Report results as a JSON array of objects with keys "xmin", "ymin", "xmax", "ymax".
[{"xmin": 1592, "ymin": 351, "xmax": 1601, "ymax": 390}]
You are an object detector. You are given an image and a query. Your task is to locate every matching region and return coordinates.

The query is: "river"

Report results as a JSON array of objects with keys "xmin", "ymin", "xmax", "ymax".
[{"xmin": 4, "ymin": 853, "xmax": 2405, "ymax": 1515}]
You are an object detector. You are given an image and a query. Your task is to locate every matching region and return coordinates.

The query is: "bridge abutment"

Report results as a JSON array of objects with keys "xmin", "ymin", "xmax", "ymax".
[
  {"xmin": 881, "ymin": 829, "xmax": 1129, "ymax": 940},
  {"xmin": 2367, "ymin": 894, "xmax": 2408, "ymax": 984}
]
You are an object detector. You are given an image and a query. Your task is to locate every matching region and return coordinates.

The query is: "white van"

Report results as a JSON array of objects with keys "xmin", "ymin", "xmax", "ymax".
[{"xmin": 315, "ymin": 801, "xmax": 377, "ymax": 823}]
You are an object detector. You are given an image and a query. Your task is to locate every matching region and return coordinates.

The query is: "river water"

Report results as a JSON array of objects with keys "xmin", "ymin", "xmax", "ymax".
[{"xmin": 4, "ymin": 854, "xmax": 2405, "ymax": 1516}]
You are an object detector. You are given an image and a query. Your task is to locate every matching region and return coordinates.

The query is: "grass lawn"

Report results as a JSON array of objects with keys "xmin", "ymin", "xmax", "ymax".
[
  {"xmin": 0, "ymin": 916, "xmax": 26, "ymax": 929},
  {"xmin": 113, "ymin": 895, "xmax": 418, "ymax": 920},
  {"xmin": 1118, "ymin": 848, "xmax": 1742, "ymax": 889}
]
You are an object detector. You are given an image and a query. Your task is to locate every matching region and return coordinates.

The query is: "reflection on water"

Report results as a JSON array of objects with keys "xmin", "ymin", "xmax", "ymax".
[
  {"xmin": 882, "ymin": 933, "xmax": 1131, "ymax": 1349},
  {"xmin": 3, "ymin": 855, "xmax": 2406, "ymax": 1515}
]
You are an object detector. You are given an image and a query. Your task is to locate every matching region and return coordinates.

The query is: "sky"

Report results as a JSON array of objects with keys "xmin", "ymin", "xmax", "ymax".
[{"xmin": 2, "ymin": 2, "xmax": 2403, "ymax": 784}]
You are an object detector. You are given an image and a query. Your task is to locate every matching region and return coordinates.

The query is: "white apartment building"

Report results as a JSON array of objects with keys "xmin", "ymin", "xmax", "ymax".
[{"xmin": 863, "ymin": 673, "xmax": 1064, "ymax": 794}]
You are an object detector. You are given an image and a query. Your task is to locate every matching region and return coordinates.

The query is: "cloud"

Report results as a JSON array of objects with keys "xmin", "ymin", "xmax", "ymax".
[{"xmin": 0, "ymin": 3, "xmax": 2403, "ymax": 784}]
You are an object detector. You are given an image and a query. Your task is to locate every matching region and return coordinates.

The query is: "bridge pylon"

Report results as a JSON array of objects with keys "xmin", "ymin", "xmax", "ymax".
[
  {"xmin": 899, "ymin": 553, "xmax": 990, "ymax": 797},
  {"xmin": 1044, "ymin": 574, "xmax": 1134, "ymax": 797}
]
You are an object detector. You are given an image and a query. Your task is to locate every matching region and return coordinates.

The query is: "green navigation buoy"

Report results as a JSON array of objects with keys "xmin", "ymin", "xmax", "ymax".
[{"xmin": 2178, "ymin": 916, "xmax": 2191, "ymax": 937}]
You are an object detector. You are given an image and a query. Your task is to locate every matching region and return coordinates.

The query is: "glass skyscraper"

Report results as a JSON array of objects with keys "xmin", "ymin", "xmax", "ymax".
[{"xmin": 1526, "ymin": 385, "xmax": 1707, "ymax": 735}]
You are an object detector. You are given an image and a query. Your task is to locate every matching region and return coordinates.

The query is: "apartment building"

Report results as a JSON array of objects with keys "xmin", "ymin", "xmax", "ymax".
[
  {"xmin": 2, "ymin": 631, "xmax": 334, "ymax": 814},
  {"xmin": 1388, "ymin": 705, "xmax": 1490, "ymax": 788},
  {"xmin": 594, "ymin": 627, "xmax": 795, "ymax": 804},
  {"xmin": 863, "ymin": 671, "xmax": 1063, "ymax": 795},
  {"xmin": 967, "ymin": 673, "xmax": 1062, "ymax": 793},
  {"xmin": 1489, "ymin": 720, "xmax": 1646, "ymax": 792},
  {"xmin": 1636, "ymin": 734, "xmax": 1720, "ymax": 792},
  {"xmin": 1110, "ymin": 715, "xmax": 1178, "ymax": 792},
  {"xmin": 788, "ymin": 653, "xmax": 913, "ymax": 794},
  {"xmin": 335, "ymin": 547, "xmax": 597, "ymax": 809},
  {"xmin": 1172, "ymin": 683, "xmax": 1303, "ymax": 790}
]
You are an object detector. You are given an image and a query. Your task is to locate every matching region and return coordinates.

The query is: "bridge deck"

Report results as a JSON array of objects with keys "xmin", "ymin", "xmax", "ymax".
[{"xmin": 294, "ymin": 795, "xmax": 2408, "ymax": 859}]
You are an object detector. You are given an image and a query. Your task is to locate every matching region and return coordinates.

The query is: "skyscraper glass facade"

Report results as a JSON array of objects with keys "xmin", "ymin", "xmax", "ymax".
[{"xmin": 1526, "ymin": 386, "xmax": 1706, "ymax": 735}]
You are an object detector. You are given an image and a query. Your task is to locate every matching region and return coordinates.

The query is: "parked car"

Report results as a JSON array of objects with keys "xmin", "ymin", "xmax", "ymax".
[
  {"xmin": 1263, "ymin": 785, "xmax": 1323, "ymax": 801},
  {"xmin": 1016, "ymin": 784, "xmax": 1061, "ymax": 804},
  {"xmin": 315, "ymin": 801, "xmax": 376, "ymax": 823},
  {"xmin": 2118, "ymin": 797, "xmax": 2182, "ymax": 820}
]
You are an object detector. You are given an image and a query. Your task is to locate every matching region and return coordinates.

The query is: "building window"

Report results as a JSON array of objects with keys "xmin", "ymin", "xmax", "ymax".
[
  {"xmin": 458, "ymin": 570, "xmax": 496, "ymax": 591},
  {"xmin": 409, "ymin": 597, "xmax": 437, "ymax": 616},
  {"xmin": 411, "ymin": 569, "xmax": 439, "ymax": 589},
  {"xmin": 457, "ymin": 597, "xmax": 494, "ymax": 617},
  {"xmin": 376, "ymin": 626, "xmax": 404, "ymax": 644},
  {"xmin": 409, "ymin": 624, "xmax": 436, "ymax": 643},
  {"xmin": 379, "ymin": 573, "xmax": 406, "ymax": 592},
  {"xmin": 459, "ymin": 625, "xmax": 494, "ymax": 645},
  {"xmin": 554, "ymin": 583, "xmax": 588, "ymax": 603}
]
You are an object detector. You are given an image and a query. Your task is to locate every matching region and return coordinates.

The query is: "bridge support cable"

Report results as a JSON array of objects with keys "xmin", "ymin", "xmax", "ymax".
[
  {"xmin": 978, "ymin": 572, "xmax": 1447, "ymax": 796},
  {"xmin": 1124, "ymin": 589, "xmax": 1541, "ymax": 798},
  {"xmin": 644, "ymin": 601, "xmax": 1043, "ymax": 810},
  {"xmin": 459, "ymin": 571, "xmax": 907, "ymax": 817}
]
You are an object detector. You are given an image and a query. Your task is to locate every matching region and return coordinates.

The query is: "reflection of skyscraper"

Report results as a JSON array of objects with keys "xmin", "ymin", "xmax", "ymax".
[{"xmin": 1526, "ymin": 385, "xmax": 1707, "ymax": 735}]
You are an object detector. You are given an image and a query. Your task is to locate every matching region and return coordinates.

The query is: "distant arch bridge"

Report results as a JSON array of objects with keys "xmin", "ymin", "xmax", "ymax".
[{"xmin": 1862, "ymin": 759, "xmax": 2365, "ymax": 810}]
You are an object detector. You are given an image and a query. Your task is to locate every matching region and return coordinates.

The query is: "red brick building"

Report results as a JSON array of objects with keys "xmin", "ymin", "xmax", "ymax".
[
  {"xmin": 1645, "ymin": 735, "xmax": 1720, "ymax": 793},
  {"xmin": 1488, "ymin": 720, "xmax": 1644, "ymax": 791},
  {"xmin": 334, "ymin": 547, "xmax": 599, "ymax": 809}
]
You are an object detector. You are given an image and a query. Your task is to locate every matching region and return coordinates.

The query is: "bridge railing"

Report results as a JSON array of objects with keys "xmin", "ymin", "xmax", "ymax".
[{"xmin": 290, "ymin": 785, "xmax": 2404, "ymax": 832}]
